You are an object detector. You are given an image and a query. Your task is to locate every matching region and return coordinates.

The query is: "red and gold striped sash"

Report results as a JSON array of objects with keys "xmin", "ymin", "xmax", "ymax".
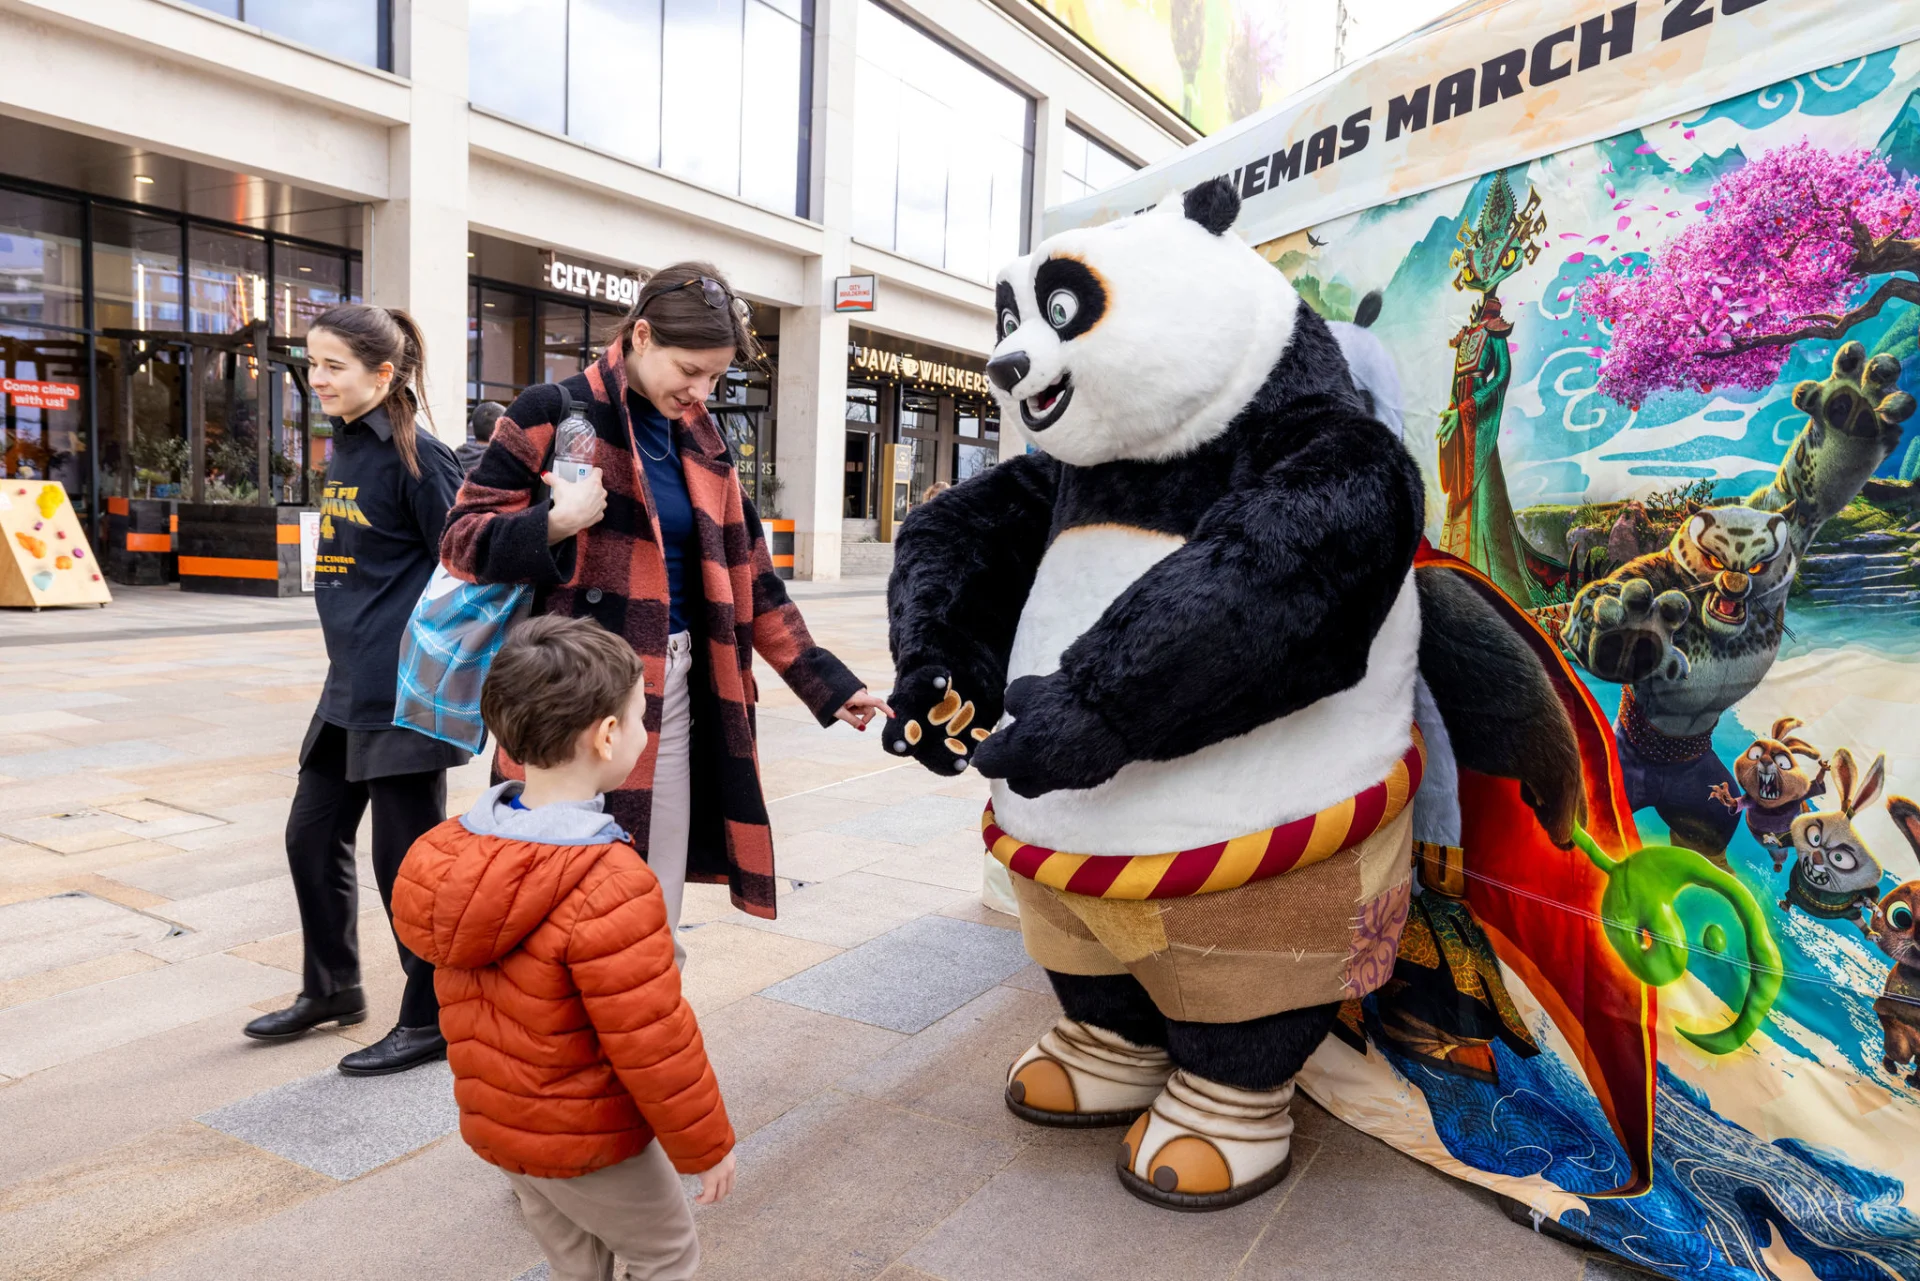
[{"xmin": 982, "ymin": 726, "xmax": 1425, "ymax": 900}]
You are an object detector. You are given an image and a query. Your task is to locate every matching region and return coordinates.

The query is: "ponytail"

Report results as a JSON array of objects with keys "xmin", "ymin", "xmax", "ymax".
[
  {"xmin": 309, "ymin": 302, "xmax": 432, "ymax": 478},
  {"xmin": 383, "ymin": 309, "xmax": 430, "ymax": 479}
]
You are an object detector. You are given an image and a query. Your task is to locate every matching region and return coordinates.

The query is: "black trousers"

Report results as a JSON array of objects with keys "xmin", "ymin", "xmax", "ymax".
[
  {"xmin": 1047, "ymin": 970, "xmax": 1340, "ymax": 1092},
  {"xmin": 285, "ymin": 722, "xmax": 445, "ymax": 1029}
]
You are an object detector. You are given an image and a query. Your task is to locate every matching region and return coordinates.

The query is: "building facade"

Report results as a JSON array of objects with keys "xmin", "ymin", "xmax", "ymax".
[{"xmin": 0, "ymin": 0, "xmax": 1189, "ymax": 578}]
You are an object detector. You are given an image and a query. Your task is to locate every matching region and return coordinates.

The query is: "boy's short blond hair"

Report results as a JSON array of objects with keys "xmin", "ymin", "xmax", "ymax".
[{"xmin": 481, "ymin": 615, "xmax": 645, "ymax": 769}]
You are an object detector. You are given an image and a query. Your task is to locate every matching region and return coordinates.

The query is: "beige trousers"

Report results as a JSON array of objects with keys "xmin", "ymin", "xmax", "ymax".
[
  {"xmin": 505, "ymin": 1142, "xmax": 700, "ymax": 1281},
  {"xmin": 650, "ymin": 631, "xmax": 693, "ymax": 968}
]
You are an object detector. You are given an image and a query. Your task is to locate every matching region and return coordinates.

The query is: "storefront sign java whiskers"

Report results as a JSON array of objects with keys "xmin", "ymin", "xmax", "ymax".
[
  {"xmin": 544, "ymin": 256, "xmax": 642, "ymax": 307},
  {"xmin": 849, "ymin": 344, "xmax": 989, "ymax": 396}
]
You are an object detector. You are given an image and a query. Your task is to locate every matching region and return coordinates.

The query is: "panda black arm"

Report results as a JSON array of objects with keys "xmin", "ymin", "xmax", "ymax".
[
  {"xmin": 1415, "ymin": 565, "xmax": 1584, "ymax": 847},
  {"xmin": 973, "ymin": 410, "xmax": 1421, "ymax": 796},
  {"xmin": 882, "ymin": 451, "xmax": 1061, "ymax": 773}
]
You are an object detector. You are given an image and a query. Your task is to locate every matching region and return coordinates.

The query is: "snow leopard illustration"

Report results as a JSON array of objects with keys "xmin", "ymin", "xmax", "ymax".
[{"xmin": 1561, "ymin": 342, "xmax": 1914, "ymax": 861}]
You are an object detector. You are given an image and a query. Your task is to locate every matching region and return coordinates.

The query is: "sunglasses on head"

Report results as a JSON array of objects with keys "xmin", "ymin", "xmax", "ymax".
[{"xmin": 644, "ymin": 275, "xmax": 751, "ymax": 321}]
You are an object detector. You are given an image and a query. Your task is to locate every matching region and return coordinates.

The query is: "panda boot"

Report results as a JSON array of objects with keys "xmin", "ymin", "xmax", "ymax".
[
  {"xmin": 1005, "ymin": 1018, "xmax": 1172, "ymax": 1127},
  {"xmin": 1117, "ymin": 1073, "xmax": 1297, "ymax": 1211}
]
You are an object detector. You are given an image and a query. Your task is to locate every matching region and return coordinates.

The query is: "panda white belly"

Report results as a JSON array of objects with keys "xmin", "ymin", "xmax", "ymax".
[{"xmin": 992, "ymin": 523, "xmax": 1421, "ymax": 856}]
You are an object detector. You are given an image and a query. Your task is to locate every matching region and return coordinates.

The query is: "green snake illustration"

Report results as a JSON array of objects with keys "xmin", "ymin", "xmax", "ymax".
[{"xmin": 1572, "ymin": 824, "xmax": 1784, "ymax": 1054}]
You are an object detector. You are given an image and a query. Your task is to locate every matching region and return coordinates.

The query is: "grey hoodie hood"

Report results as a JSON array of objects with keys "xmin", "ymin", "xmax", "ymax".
[{"xmin": 460, "ymin": 781, "xmax": 628, "ymax": 846}]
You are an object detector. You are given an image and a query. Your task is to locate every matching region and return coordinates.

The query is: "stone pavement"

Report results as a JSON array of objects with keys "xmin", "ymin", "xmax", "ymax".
[{"xmin": 0, "ymin": 584, "xmax": 1649, "ymax": 1281}]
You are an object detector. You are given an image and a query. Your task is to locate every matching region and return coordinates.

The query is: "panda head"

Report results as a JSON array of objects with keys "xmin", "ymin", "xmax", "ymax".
[{"xmin": 986, "ymin": 178, "xmax": 1299, "ymax": 467}]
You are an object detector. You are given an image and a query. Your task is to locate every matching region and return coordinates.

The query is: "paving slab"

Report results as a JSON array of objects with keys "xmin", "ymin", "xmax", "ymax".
[
  {"xmin": 0, "ymin": 949, "xmax": 168, "ymax": 1011},
  {"xmin": 129, "ymin": 1134, "xmax": 542, "ymax": 1281},
  {"xmin": 199, "ymin": 1059, "xmax": 461, "ymax": 1180},
  {"xmin": 0, "ymin": 951, "xmax": 299, "ymax": 1078},
  {"xmin": 1235, "ymin": 1099, "xmax": 1587, "ymax": 1281},
  {"xmin": 837, "ymin": 985, "xmax": 1062, "ymax": 1140},
  {"xmin": 676, "ymin": 921, "xmax": 842, "ymax": 1016},
  {"xmin": 825, "ymin": 794, "xmax": 984, "ymax": 847},
  {"xmin": 691, "ymin": 1090, "xmax": 1025, "ymax": 1281},
  {"xmin": 140, "ymin": 877, "xmax": 305, "ymax": 962},
  {"xmin": 761, "ymin": 915, "xmax": 1032, "ymax": 1034},
  {"xmin": 735, "ymin": 872, "xmax": 972, "ymax": 949},
  {"xmin": 0, "ymin": 1122, "xmax": 331, "ymax": 1281},
  {"xmin": 0, "ymin": 739, "xmax": 185, "ymax": 781},
  {"xmin": 698, "ymin": 996, "xmax": 905, "ymax": 1136},
  {"xmin": 904, "ymin": 1124, "xmax": 1293, "ymax": 1281},
  {"xmin": 0, "ymin": 890, "xmax": 174, "ymax": 980}
]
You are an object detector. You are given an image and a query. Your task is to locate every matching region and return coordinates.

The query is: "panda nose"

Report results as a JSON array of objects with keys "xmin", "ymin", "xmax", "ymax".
[{"xmin": 986, "ymin": 351, "xmax": 1031, "ymax": 393}]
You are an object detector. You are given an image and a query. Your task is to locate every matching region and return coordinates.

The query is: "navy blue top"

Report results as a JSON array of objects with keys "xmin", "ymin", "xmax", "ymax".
[{"xmin": 629, "ymin": 392, "xmax": 696, "ymax": 633}]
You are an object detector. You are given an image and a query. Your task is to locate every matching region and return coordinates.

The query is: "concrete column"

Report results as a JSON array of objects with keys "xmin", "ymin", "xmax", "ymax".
[
  {"xmin": 367, "ymin": 0, "xmax": 470, "ymax": 446},
  {"xmin": 775, "ymin": 0, "xmax": 858, "ymax": 579}
]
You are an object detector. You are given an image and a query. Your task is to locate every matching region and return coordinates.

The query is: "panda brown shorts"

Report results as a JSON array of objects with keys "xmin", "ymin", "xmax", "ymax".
[{"xmin": 1010, "ymin": 807, "xmax": 1415, "ymax": 1022}]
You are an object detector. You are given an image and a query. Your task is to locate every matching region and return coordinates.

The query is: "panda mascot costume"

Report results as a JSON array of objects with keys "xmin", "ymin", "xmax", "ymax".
[{"xmin": 883, "ymin": 178, "xmax": 1593, "ymax": 1212}]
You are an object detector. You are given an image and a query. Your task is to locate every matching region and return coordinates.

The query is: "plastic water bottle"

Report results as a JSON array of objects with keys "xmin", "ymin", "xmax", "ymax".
[{"xmin": 553, "ymin": 405, "xmax": 596, "ymax": 485}]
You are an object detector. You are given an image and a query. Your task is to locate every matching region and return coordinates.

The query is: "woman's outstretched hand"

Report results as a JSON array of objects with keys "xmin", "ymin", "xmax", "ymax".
[{"xmin": 835, "ymin": 689, "xmax": 894, "ymax": 731}]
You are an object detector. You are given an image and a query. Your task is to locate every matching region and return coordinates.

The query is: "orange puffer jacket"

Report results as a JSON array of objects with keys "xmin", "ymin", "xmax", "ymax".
[{"xmin": 392, "ymin": 785, "xmax": 733, "ymax": 1179}]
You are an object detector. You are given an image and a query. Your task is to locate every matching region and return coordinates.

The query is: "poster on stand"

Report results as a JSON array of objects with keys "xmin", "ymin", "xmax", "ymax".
[{"xmin": 1048, "ymin": 5, "xmax": 1920, "ymax": 1276}]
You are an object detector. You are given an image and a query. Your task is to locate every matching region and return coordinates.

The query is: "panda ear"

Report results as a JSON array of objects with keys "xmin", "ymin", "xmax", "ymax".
[{"xmin": 1182, "ymin": 179, "xmax": 1240, "ymax": 236}]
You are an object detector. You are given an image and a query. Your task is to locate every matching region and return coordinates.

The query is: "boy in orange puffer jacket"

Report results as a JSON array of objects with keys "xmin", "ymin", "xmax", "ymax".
[{"xmin": 394, "ymin": 615, "xmax": 734, "ymax": 1281}]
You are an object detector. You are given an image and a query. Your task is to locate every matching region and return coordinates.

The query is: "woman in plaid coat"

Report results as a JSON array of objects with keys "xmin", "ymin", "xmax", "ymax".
[{"xmin": 441, "ymin": 262, "xmax": 889, "ymax": 931}]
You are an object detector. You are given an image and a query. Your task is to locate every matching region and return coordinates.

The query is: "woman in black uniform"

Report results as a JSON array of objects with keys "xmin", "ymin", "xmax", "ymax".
[{"xmin": 244, "ymin": 303, "xmax": 467, "ymax": 1076}]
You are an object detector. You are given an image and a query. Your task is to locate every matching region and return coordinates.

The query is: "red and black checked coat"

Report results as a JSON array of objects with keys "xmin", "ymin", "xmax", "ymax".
[{"xmin": 440, "ymin": 342, "xmax": 864, "ymax": 918}]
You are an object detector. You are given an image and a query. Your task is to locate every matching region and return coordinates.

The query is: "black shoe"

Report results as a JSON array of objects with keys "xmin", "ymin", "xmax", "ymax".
[
  {"xmin": 243, "ymin": 988, "xmax": 367, "ymax": 1041},
  {"xmin": 338, "ymin": 1024, "xmax": 447, "ymax": 1076}
]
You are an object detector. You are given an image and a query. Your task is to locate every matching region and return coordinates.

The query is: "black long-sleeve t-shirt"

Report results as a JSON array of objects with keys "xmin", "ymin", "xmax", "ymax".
[{"xmin": 313, "ymin": 406, "xmax": 463, "ymax": 730}]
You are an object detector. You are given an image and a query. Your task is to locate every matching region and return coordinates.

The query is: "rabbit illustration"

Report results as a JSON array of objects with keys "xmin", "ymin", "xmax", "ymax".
[
  {"xmin": 1710, "ymin": 716, "xmax": 1829, "ymax": 869},
  {"xmin": 1867, "ymin": 799, "xmax": 1920, "ymax": 1088},
  {"xmin": 1781, "ymin": 748, "xmax": 1886, "ymax": 928}
]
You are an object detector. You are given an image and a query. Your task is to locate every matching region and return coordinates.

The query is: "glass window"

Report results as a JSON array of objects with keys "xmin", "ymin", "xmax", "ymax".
[
  {"xmin": 854, "ymin": 1, "xmax": 1032, "ymax": 278},
  {"xmin": 199, "ymin": 346, "xmax": 266, "ymax": 502},
  {"xmin": 739, "ymin": 0, "xmax": 804, "ymax": 214},
  {"xmin": 188, "ymin": 228, "xmax": 269, "ymax": 335},
  {"xmin": 98, "ymin": 336, "xmax": 189, "ymax": 500},
  {"xmin": 0, "ymin": 190, "xmax": 85, "ymax": 331},
  {"xmin": 661, "ymin": 0, "xmax": 745, "ymax": 194},
  {"xmin": 541, "ymin": 300, "xmax": 588, "ymax": 384},
  {"xmin": 955, "ymin": 441, "xmax": 994, "ymax": 483},
  {"xmin": 93, "ymin": 207, "xmax": 184, "ymax": 333},
  {"xmin": 1060, "ymin": 124, "xmax": 1138, "ymax": 204},
  {"xmin": 1, "ymin": 326, "xmax": 88, "ymax": 498},
  {"xmin": 570, "ymin": 0, "xmax": 664, "ymax": 166},
  {"xmin": 470, "ymin": 0, "xmax": 567, "ymax": 134},
  {"xmin": 245, "ymin": 0, "xmax": 382, "ymax": 67},
  {"xmin": 477, "ymin": 287, "xmax": 532, "ymax": 400},
  {"xmin": 275, "ymin": 245, "xmax": 347, "ymax": 340},
  {"xmin": 184, "ymin": 1, "xmax": 386, "ymax": 68},
  {"xmin": 899, "ymin": 390, "xmax": 939, "ymax": 432},
  {"xmin": 845, "ymin": 385, "xmax": 879, "ymax": 424}
]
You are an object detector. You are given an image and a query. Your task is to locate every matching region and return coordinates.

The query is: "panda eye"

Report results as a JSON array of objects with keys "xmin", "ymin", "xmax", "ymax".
[
  {"xmin": 1046, "ymin": 290, "xmax": 1080, "ymax": 329},
  {"xmin": 1892, "ymin": 903, "xmax": 1914, "ymax": 930},
  {"xmin": 1747, "ymin": 746, "xmax": 1765, "ymax": 761},
  {"xmin": 1775, "ymin": 754, "xmax": 1793, "ymax": 771},
  {"xmin": 998, "ymin": 310, "xmax": 1019, "ymax": 340},
  {"xmin": 1803, "ymin": 821, "xmax": 1823, "ymax": 848}
]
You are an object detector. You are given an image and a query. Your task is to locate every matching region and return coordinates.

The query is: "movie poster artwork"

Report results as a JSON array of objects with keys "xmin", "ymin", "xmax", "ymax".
[{"xmin": 1271, "ymin": 43, "xmax": 1920, "ymax": 1280}]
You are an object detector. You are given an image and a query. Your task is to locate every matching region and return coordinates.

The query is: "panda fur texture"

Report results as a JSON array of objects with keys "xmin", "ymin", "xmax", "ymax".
[{"xmin": 886, "ymin": 182, "xmax": 1425, "ymax": 859}]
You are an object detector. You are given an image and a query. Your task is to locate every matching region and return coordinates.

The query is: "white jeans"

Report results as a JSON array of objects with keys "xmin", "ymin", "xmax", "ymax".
[{"xmin": 649, "ymin": 631, "xmax": 694, "ymax": 968}]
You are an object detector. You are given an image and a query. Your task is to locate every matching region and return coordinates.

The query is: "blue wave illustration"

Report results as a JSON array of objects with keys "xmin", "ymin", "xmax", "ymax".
[
  {"xmin": 1687, "ymin": 51, "xmax": 1899, "ymax": 131},
  {"xmin": 1389, "ymin": 1037, "xmax": 1920, "ymax": 1279}
]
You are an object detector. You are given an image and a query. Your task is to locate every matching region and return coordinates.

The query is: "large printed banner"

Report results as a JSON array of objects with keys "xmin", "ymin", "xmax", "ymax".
[
  {"xmin": 1050, "ymin": 18, "xmax": 1920, "ymax": 1281},
  {"xmin": 1046, "ymin": 0, "xmax": 1920, "ymax": 245}
]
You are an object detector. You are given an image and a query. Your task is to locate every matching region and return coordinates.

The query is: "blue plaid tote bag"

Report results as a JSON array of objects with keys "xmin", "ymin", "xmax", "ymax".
[{"xmin": 393, "ymin": 567, "xmax": 529, "ymax": 752}]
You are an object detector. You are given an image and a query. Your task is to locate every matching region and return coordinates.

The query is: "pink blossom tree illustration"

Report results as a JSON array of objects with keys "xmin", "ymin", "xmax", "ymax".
[{"xmin": 1579, "ymin": 142, "xmax": 1920, "ymax": 406}]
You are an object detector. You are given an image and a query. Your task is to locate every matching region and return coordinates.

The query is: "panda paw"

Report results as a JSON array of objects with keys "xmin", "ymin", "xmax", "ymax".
[
  {"xmin": 972, "ymin": 676, "xmax": 1131, "ymax": 798},
  {"xmin": 881, "ymin": 667, "xmax": 996, "ymax": 776}
]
